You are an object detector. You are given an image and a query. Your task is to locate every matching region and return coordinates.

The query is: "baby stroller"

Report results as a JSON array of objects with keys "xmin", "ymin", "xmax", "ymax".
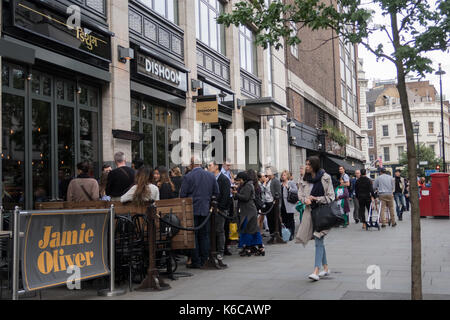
[{"xmin": 366, "ymin": 198, "xmax": 381, "ymax": 231}]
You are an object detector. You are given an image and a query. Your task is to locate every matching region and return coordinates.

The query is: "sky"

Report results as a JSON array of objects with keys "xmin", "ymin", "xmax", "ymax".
[{"xmin": 357, "ymin": 1, "xmax": 450, "ymax": 99}]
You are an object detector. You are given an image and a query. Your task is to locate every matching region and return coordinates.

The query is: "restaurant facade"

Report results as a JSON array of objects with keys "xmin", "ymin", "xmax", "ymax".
[{"xmin": 0, "ymin": 0, "xmax": 292, "ymax": 209}]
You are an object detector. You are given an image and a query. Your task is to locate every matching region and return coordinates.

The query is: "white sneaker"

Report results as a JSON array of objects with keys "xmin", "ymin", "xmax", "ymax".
[
  {"xmin": 308, "ymin": 273, "xmax": 320, "ymax": 281},
  {"xmin": 319, "ymin": 270, "xmax": 330, "ymax": 278}
]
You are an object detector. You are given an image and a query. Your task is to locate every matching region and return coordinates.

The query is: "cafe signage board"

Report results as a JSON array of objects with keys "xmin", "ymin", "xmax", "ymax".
[
  {"xmin": 196, "ymin": 96, "xmax": 219, "ymax": 123},
  {"xmin": 13, "ymin": 0, "xmax": 111, "ymax": 61},
  {"xmin": 136, "ymin": 52, "xmax": 188, "ymax": 92},
  {"xmin": 21, "ymin": 210, "xmax": 110, "ymax": 291}
]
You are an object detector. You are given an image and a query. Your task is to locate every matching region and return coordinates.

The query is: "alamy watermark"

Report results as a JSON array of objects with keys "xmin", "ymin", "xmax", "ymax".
[{"xmin": 366, "ymin": 265, "xmax": 381, "ymax": 290}]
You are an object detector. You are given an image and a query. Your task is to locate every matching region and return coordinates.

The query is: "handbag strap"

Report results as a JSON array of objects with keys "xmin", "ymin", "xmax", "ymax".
[{"xmin": 80, "ymin": 184, "xmax": 94, "ymax": 201}]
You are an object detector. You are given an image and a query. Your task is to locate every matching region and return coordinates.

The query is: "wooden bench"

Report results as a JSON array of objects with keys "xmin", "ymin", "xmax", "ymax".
[{"xmin": 37, "ymin": 198, "xmax": 195, "ymax": 250}]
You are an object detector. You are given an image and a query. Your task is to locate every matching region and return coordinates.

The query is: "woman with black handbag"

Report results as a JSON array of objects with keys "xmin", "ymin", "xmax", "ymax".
[
  {"xmin": 281, "ymin": 170, "xmax": 298, "ymax": 241},
  {"xmin": 295, "ymin": 156, "xmax": 335, "ymax": 282}
]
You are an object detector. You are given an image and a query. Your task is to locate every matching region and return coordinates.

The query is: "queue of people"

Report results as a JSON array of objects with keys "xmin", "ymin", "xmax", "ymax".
[{"xmin": 61, "ymin": 151, "xmax": 416, "ymax": 282}]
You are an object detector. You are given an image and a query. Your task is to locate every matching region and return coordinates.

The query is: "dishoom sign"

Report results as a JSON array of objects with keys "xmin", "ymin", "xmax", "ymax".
[{"xmin": 21, "ymin": 211, "xmax": 109, "ymax": 291}]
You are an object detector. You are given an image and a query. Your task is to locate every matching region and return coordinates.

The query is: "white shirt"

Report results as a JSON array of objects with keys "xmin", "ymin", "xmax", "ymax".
[{"xmin": 120, "ymin": 184, "xmax": 160, "ymax": 203}]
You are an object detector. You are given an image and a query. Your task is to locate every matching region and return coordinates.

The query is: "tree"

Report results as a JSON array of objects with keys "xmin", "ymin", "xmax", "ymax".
[
  {"xmin": 399, "ymin": 144, "xmax": 443, "ymax": 178},
  {"xmin": 218, "ymin": 0, "xmax": 450, "ymax": 300}
]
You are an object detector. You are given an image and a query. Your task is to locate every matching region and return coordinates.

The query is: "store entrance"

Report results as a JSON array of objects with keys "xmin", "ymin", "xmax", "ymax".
[{"xmin": 1, "ymin": 62, "xmax": 101, "ymax": 209}]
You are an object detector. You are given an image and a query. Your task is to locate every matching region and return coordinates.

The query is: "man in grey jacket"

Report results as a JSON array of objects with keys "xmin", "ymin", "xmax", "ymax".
[{"xmin": 373, "ymin": 167, "xmax": 397, "ymax": 227}]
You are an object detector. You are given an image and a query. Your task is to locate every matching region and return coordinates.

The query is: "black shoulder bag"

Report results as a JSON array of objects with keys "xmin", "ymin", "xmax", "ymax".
[{"xmin": 311, "ymin": 178, "xmax": 345, "ymax": 232}]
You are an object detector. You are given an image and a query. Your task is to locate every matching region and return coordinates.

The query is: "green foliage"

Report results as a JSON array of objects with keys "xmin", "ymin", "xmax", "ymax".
[
  {"xmin": 217, "ymin": 0, "xmax": 450, "ymax": 77},
  {"xmin": 399, "ymin": 144, "xmax": 443, "ymax": 177},
  {"xmin": 321, "ymin": 124, "xmax": 348, "ymax": 147}
]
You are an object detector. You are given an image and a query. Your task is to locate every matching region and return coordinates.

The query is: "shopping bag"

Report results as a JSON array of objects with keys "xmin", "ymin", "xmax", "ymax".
[
  {"xmin": 229, "ymin": 222, "xmax": 239, "ymax": 241},
  {"xmin": 281, "ymin": 224, "xmax": 291, "ymax": 242},
  {"xmin": 295, "ymin": 201, "xmax": 305, "ymax": 223}
]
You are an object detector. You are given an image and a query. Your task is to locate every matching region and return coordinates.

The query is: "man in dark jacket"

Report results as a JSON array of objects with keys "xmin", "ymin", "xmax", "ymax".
[
  {"xmin": 208, "ymin": 161, "xmax": 231, "ymax": 267},
  {"xmin": 106, "ymin": 152, "xmax": 135, "ymax": 201},
  {"xmin": 180, "ymin": 157, "xmax": 219, "ymax": 268},
  {"xmin": 355, "ymin": 169, "xmax": 375, "ymax": 229}
]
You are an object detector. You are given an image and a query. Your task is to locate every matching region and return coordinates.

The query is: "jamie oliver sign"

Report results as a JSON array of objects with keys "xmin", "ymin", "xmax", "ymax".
[
  {"xmin": 13, "ymin": 0, "xmax": 111, "ymax": 61},
  {"xmin": 136, "ymin": 52, "xmax": 187, "ymax": 92},
  {"xmin": 21, "ymin": 210, "xmax": 109, "ymax": 291}
]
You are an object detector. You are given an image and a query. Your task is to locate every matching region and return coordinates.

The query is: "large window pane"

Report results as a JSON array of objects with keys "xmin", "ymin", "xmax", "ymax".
[
  {"xmin": 32, "ymin": 100, "xmax": 51, "ymax": 204},
  {"xmin": 209, "ymin": 8, "xmax": 218, "ymax": 51},
  {"xmin": 1, "ymin": 64, "xmax": 9, "ymax": 87},
  {"xmin": 2, "ymin": 93, "xmax": 25, "ymax": 209},
  {"xmin": 58, "ymin": 105, "xmax": 75, "ymax": 200},
  {"xmin": 143, "ymin": 123, "xmax": 153, "ymax": 167},
  {"xmin": 154, "ymin": 0, "xmax": 166, "ymax": 17},
  {"xmin": 200, "ymin": 2, "xmax": 209, "ymax": 44},
  {"xmin": 80, "ymin": 110, "xmax": 99, "ymax": 178},
  {"xmin": 12, "ymin": 68, "xmax": 25, "ymax": 90}
]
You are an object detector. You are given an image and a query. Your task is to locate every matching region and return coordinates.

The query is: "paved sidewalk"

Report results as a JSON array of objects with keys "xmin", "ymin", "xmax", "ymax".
[{"xmin": 17, "ymin": 204, "xmax": 450, "ymax": 300}]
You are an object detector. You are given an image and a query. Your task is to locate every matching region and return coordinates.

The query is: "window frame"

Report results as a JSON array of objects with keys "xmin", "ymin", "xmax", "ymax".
[
  {"xmin": 196, "ymin": 0, "xmax": 225, "ymax": 54},
  {"xmin": 382, "ymin": 125, "xmax": 389, "ymax": 137},
  {"xmin": 138, "ymin": 0, "xmax": 179, "ymax": 24},
  {"xmin": 239, "ymin": 25, "xmax": 257, "ymax": 75}
]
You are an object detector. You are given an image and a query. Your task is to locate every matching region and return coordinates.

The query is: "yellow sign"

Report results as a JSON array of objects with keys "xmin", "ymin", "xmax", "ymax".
[{"xmin": 196, "ymin": 99, "xmax": 219, "ymax": 123}]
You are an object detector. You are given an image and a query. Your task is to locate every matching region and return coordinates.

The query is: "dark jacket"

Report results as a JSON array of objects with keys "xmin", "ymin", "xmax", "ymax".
[
  {"xmin": 270, "ymin": 177, "xmax": 282, "ymax": 207},
  {"xmin": 159, "ymin": 182, "xmax": 177, "ymax": 200},
  {"xmin": 171, "ymin": 176, "xmax": 183, "ymax": 196},
  {"xmin": 234, "ymin": 180, "xmax": 259, "ymax": 234},
  {"xmin": 180, "ymin": 167, "xmax": 219, "ymax": 216},
  {"xmin": 216, "ymin": 173, "xmax": 231, "ymax": 212},
  {"xmin": 105, "ymin": 166, "xmax": 135, "ymax": 198},
  {"xmin": 355, "ymin": 176, "xmax": 375, "ymax": 200}
]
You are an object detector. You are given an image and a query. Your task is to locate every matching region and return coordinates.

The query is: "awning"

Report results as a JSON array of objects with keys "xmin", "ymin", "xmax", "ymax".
[
  {"xmin": 242, "ymin": 97, "xmax": 290, "ymax": 117},
  {"xmin": 324, "ymin": 155, "xmax": 364, "ymax": 176}
]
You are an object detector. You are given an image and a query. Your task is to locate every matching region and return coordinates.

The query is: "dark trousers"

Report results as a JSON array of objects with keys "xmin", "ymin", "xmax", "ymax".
[
  {"xmin": 281, "ymin": 202, "xmax": 295, "ymax": 239},
  {"xmin": 192, "ymin": 215, "xmax": 210, "ymax": 266},
  {"xmin": 358, "ymin": 198, "xmax": 372, "ymax": 224},
  {"xmin": 266, "ymin": 201, "xmax": 281, "ymax": 236},
  {"xmin": 353, "ymin": 197, "xmax": 360, "ymax": 222},
  {"xmin": 405, "ymin": 195, "xmax": 410, "ymax": 211},
  {"xmin": 215, "ymin": 212, "xmax": 226, "ymax": 256}
]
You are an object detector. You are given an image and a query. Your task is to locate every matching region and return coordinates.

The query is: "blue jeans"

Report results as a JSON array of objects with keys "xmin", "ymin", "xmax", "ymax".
[
  {"xmin": 314, "ymin": 237, "xmax": 328, "ymax": 269},
  {"xmin": 394, "ymin": 192, "xmax": 406, "ymax": 217},
  {"xmin": 192, "ymin": 215, "xmax": 211, "ymax": 266}
]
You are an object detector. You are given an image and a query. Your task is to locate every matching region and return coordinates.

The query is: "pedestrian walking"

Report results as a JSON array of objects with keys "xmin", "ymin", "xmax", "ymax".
[
  {"xmin": 67, "ymin": 162, "xmax": 99, "ymax": 202},
  {"xmin": 207, "ymin": 161, "xmax": 231, "ymax": 267},
  {"xmin": 257, "ymin": 172, "xmax": 267, "ymax": 232},
  {"xmin": 339, "ymin": 166, "xmax": 351, "ymax": 188},
  {"xmin": 296, "ymin": 156, "xmax": 335, "ymax": 281},
  {"xmin": 351, "ymin": 170, "xmax": 360, "ymax": 224},
  {"xmin": 232, "ymin": 171, "xmax": 264, "ymax": 256},
  {"xmin": 120, "ymin": 166, "xmax": 160, "ymax": 203},
  {"xmin": 373, "ymin": 167, "xmax": 396, "ymax": 227},
  {"xmin": 265, "ymin": 166, "xmax": 282, "ymax": 244},
  {"xmin": 106, "ymin": 152, "xmax": 135, "ymax": 201},
  {"xmin": 335, "ymin": 177, "xmax": 350, "ymax": 227},
  {"xmin": 220, "ymin": 159, "xmax": 234, "ymax": 256},
  {"xmin": 404, "ymin": 178, "xmax": 410, "ymax": 211},
  {"xmin": 355, "ymin": 169, "xmax": 375, "ymax": 230},
  {"xmin": 281, "ymin": 170, "xmax": 298, "ymax": 240},
  {"xmin": 393, "ymin": 169, "xmax": 406, "ymax": 221},
  {"xmin": 180, "ymin": 157, "xmax": 219, "ymax": 269}
]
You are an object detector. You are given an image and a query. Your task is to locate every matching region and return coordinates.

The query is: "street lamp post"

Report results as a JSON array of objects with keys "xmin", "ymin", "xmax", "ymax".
[
  {"xmin": 414, "ymin": 121, "xmax": 420, "ymax": 173},
  {"xmin": 435, "ymin": 63, "xmax": 446, "ymax": 172}
]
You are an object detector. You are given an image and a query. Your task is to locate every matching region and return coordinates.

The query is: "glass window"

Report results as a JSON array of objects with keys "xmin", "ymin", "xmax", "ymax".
[
  {"xmin": 79, "ymin": 109, "xmax": 99, "ymax": 175},
  {"xmin": 368, "ymin": 136, "xmax": 374, "ymax": 148},
  {"xmin": 196, "ymin": 0, "xmax": 225, "ymax": 54},
  {"xmin": 138, "ymin": 0, "xmax": 178, "ymax": 24},
  {"xmin": 12, "ymin": 68, "xmax": 25, "ymax": 90},
  {"xmin": 290, "ymin": 22, "xmax": 298, "ymax": 58},
  {"xmin": 397, "ymin": 123, "xmax": 403, "ymax": 135},
  {"xmin": 428, "ymin": 122, "xmax": 434, "ymax": 134},
  {"xmin": 1, "ymin": 64, "xmax": 9, "ymax": 87},
  {"xmin": 57, "ymin": 105, "xmax": 75, "ymax": 199},
  {"xmin": 2, "ymin": 93, "xmax": 25, "ymax": 209},
  {"xmin": 239, "ymin": 25, "xmax": 257, "ymax": 74},
  {"xmin": 383, "ymin": 147, "xmax": 390, "ymax": 162},
  {"xmin": 382, "ymin": 125, "xmax": 389, "ymax": 137},
  {"xmin": 368, "ymin": 119, "xmax": 373, "ymax": 130},
  {"xmin": 398, "ymin": 146, "xmax": 404, "ymax": 157},
  {"xmin": 32, "ymin": 100, "xmax": 51, "ymax": 203},
  {"xmin": 430, "ymin": 144, "xmax": 435, "ymax": 154}
]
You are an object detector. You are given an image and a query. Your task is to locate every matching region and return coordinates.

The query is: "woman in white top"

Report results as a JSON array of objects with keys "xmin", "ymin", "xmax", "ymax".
[{"xmin": 121, "ymin": 166, "xmax": 160, "ymax": 203}]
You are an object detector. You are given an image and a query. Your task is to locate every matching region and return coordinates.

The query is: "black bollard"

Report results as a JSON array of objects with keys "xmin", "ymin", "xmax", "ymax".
[{"xmin": 204, "ymin": 197, "xmax": 224, "ymax": 269}]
